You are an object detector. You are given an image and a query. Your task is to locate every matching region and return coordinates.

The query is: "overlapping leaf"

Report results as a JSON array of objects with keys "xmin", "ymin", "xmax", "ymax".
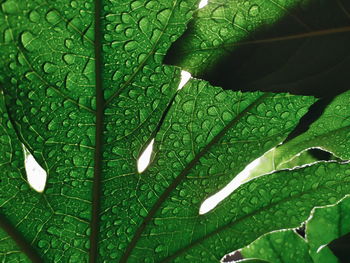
[
  {"xmin": 274, "ymin": 90, "xmax": 350, "ymax": 166},
  {"xmin": 238, "ymin": 195, "xmax": 350, "ymax": 263},
  {"xmin": 166, "ymin": 0, "xmax": 350, "ymax": 97}
]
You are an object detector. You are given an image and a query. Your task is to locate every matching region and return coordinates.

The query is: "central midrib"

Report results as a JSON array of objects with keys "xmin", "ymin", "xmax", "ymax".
[
  {"xmin": 89, "ymin": 0, "xmax": 104, "ymax": 262},
  {"xmin": 90, "ymin": 0, "xmax": 180, "ymax": 261}
]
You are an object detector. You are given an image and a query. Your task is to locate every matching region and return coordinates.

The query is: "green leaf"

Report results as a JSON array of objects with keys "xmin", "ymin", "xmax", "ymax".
[
  {"xmin": 0, "ymin": 0, "xmax": 348, "ymax": 262},
  {"xmin": 0, "ymin": 0, "xmax": 199, "ymax": 261},
  {"xmin": 0, "ymin": 70, "xmax": 315, "ymax": 262},
  {"xmin": 239, "ymin": 195, "xmax": 350, "ymax": 263},
  {"xmin": 274, "ymin": 90, "xmax": 350, "ymax": 166}
]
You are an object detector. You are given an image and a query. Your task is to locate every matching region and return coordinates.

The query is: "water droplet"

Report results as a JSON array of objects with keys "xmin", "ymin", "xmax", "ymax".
[
  {"xmin": 47, "ymin": 119, "xmax": 58, "ymax": 131},
  {"xmin": 43, "ymin": 62, "xmax": 56, "ymax": 74},
  {"xmin": 63, "ymin": 54, "xmax": 75, "ymax": 65},
  {"xmin": 155, "ymin": 244, "xmax": 165, "ymax": 253},
  {"xmin": 1, "ymin": 0, "xmax": 18, "ymax": 14},
  {"xmin": 21, "ymin": 31, "xmax": 35, "ymax": 52},
  {"xmin": 3, "ymin": 28, "xmax": 12, "ymax": 43},
  {"xmin": 156, "ymin": 8, "xmax": 171, "ymax": 24},
  {"xmin": 139, "ymin": 208, "xmax": 147, "ymax": 217},
  {"xmin": 121, "ymin": 12, "xmax": 132, "ymax": 24},
  {"xmin": 124, "ymin": 28, "xmax": 134, "ymax": 38},
  {"xmin": 70, "ymin": 0, "xmax": 78, "ymax": 8},
  {"xmin": 222, "ymin": 111, "xmax": 233, "ymax": 122},
  {"xmin": 29, "ymin": 10, "xmax": 40, "ymax": 23},
  {"xmin": 138, "ymin": 16, "xmax": 150, "ymax": 33},
  {"xmin": 280, "ymin": 112, "xmax": 290, "ymax": 119},
  {"xmin": 46, "ymin": 10, "xmax": 60, "ymax": 24},
  {"xmin": 8, "ymin": 61, "xmax": 16, "ymax": 70},
  {"xmin": 180, "ymin": 100, "xmax": 193, "ymax": 114},
  {"xmin": 64, "ymin": 38, "xmax": 74, "ymax": 49},
  {"xmin": 37, "ymin": 240, "xmax": 47, "ymax": 248},
  {"xmin": 246, "ymin": 115, "xmax": 257, "ymax": 124},
  {"xmin": 234, "ymin": 11, "xmax": 246, "ymax": 28},
  {"xmin": 112, "ymin": 70, "xmax": 122, "ymax": 81},
  {"xmin": 215, "ymin": 91, "xmax": 227, "ymax": 102},
  {"xmin": 124, "ymin": 40, "xmax": 138, "ymax": 52},
  {"xmin": 219, "ymin": 27, "xmax": 229, "ymax": 37},
  {"xmin": 207, "ymin": 106, "xmax": 218, "ymax": 116},
  {"xmin": 248, "ymin": 4, "xmax": 260, "ymax": 16}
]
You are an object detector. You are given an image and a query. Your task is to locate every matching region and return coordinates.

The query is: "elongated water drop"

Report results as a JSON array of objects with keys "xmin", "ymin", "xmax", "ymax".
[
  {"xmin": 137, "ymin": 139, "xmax": 154, "ymax": 173},
  {"xmin": 21, "ymin": 31, "xmax": 35, "ymax": 52},
  {"xmin": 22, "ymin": 144, "xmax": 47, "ymax": 192}
]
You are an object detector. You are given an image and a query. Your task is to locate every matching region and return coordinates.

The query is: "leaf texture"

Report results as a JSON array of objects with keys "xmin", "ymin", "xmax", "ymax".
[
  {"xmin": 0, "ymin": 0, "xmax": 199, "ymax": 261},
  {"xmin": 0, "ymin": 0, "xmax": 348, "ymax": 262}
]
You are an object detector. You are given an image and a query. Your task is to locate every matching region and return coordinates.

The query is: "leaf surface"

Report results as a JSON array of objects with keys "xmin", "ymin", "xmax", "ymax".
[
  {"xmin": 0, "ymin": 0, "xmax": 198, "ymax": 261},
  {"xmin": 0, "ymin": 0, "xmax": 348, "ymax": 262}
]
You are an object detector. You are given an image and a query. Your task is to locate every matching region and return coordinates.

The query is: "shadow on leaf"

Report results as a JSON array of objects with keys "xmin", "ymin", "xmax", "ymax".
[{"xmin": 165, "ymin": 0, "xmax": 350, "ymax": 99}]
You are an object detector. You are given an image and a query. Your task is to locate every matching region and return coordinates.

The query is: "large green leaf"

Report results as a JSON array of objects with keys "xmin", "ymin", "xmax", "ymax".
[
  {"xmin": 239, "ymin": 195, "xmax": 350, "ymax": 263},
  {"xmin": 0, "ymin": 0, "xmax": 199, "ymax": 261},
  {"xmin": 0, "ymin": 0, "xmax": 349, "ymax": 262}
]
